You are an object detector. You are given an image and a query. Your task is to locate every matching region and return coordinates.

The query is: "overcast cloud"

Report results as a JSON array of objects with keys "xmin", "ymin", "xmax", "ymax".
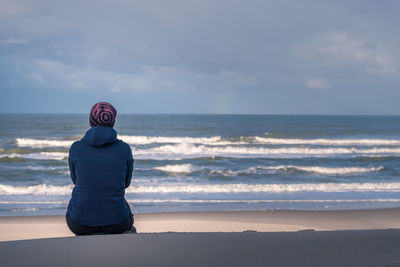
[{"xmin": 0, "ymin": 0, "xmax": 399, "ymax": 114}]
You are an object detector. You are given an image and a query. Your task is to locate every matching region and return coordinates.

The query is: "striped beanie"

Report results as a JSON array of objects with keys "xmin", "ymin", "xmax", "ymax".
[{"xmin": 89, "ymin": 102, "xmax": 117, "ymax": 128}]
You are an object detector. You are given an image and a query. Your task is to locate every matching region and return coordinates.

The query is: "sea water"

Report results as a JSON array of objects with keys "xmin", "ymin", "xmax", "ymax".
[{"xmin": 1, "ymin": 114, "xmax": 400, "ymax": 215}]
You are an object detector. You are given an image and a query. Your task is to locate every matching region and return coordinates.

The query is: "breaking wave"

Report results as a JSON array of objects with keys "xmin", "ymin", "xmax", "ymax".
[
  {"xmin": 26, "ymin": 165, "xmax": 67, "ymax": 171},
  {"xmin": 153, "ymin": 164, "xmax": 383, "ymax": 175},
  {"xmin": 2, "ymin": 182, "xmax": 400, "ymax": 195},
  {"xmin": 153, "ymin": 164, "xmax": 195, "ymax": 173},
  {"xmin": 270, "ymin": 165, "xmax": 384, "ymax": 175},
  {"xmin": 129, "ymin": 183, "xmax": 400, "ymax": 194},
  {"xmin": 15, "ymin": 136, "xmax": 400, "ymax": 148},
  {"xmin": 0, "ymin": 152, "xmax": 68, "ymax": 160},
  {"xmin": 11, "ymin": 136, "xmax": 400, "ymax": 160},
  {"xmin": 133, "ymin": 143, "xmax": 400, "ymax": 159},
  {"xmin": 3, "ymin": 198, "xmax": 400, "ymax": 205},
  {"xmin": 209, "ymin": 165, "xmax": 384, "ymax": 176},
  {"xmin": 125, "ymin": 198, "xmax": 400, "ymax": 203},
  {"xmin": 254, "ymin": 137, "xmax": 400, "ymax": 146},
  {"xmin": 16, "ymin": 138, "xmax": 74, "ymax": 148},
  {"xmin": 119, "ymin": 135, "xmax": 233, "ymax": 145}
]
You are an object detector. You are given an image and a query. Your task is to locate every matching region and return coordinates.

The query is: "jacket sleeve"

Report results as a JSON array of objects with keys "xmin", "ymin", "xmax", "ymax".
[
  {"xmin": 125, "ymin": 147, "xmax": 134, "ymax": 188},
  {"xmin": 68, "ymin": 145, "xmax": 77, "ymax": 184}
]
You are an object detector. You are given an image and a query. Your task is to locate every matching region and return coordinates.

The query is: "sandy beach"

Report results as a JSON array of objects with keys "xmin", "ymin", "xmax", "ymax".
[
  {"xmin": 1, "ymin": 209, "xmax": 400, "ymax": 266},
  {"xmin": 2, "ymin": 208, "xmax": 400, "ymax": 242}
]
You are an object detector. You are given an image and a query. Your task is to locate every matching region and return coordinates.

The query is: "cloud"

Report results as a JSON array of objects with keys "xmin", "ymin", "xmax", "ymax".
[
  {"xmin": 1, "ymin": 1, "xmax": 400, "ymax": 114},
  {"xmin": 163, "ymin": 80, "xmax": 172, "ymax": 86},
  {"xmin": 371, "ymin": 55, "xmax": 396, "ymax": 74},
  {"xmin": 27, "ymin": 60, "xmax": 198, "ymax": 93},
  {"xmin": 27, "ymin": 73, "xmax": 44, "ymax": 83},
  {"xmin": 70, "ymin": 82, "xmax": 87, "ymax": 89},
  {"xmin": 0, "ymin": 37, "xmax": 28, "ymax": 44},
  {"xmin": 85, "ymin": 48, "xmax": 105, "ymax": 61},
  {"xmin": 296, "ymin": 32, "xmax": 397, "ymax": 75},
  {"xmin": 319, "ymin": 33, "xmax": 371, "ymax": 60},
  {"xmin": 24, "ymin": 57, "xmax": 263, "ymax": 97},
  {"xmin": 110, "ymin": 86, "xmax": 121, "ymax": 93},
  {"xmin": 305, "ymin": 78, "xmax": 328, "ymax": 90},
  {"xmin": 320, "ymin": 33, "xmax": 396, "ymax": 74}
]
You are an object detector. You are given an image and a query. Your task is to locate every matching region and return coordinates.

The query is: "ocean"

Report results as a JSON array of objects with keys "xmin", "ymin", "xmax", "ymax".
[{"xmin": 1, "ymin": 114, "xmax": 400, "ymax": 216}]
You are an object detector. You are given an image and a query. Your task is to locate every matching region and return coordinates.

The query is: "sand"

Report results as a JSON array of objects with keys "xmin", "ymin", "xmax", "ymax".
[
  {"xmin": 1, "ymin": 209, "xmax": 400, "ymax": 242},
  {"xmin": 1, "ymin": 229, "xmax": 400, "ymax": 266},
  {"xmin": 1, "ymin": 209, "xmax": 400, "ymax": 266}
]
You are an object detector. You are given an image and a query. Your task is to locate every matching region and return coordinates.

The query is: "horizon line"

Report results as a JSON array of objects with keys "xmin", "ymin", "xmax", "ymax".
[{"xmin": 1, "ymin": 112, "xmax": 400, "ymax": 116}]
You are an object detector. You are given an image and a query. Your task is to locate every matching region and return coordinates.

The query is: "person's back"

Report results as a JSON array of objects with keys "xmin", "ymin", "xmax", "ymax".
[{"xmin": 66, "ymin": 102, "xmax": 135, "ymax": 235}]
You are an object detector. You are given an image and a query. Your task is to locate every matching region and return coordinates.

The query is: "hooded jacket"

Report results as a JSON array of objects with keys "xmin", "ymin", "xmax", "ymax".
[{"xmin": 67, "ymin": 126, "xmax": 133, "ymax": 226}]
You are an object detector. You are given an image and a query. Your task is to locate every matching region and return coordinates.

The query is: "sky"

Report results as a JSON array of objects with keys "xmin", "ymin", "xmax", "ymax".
[{"xmin": 0, "ymin": 0, "xmax": 399, "ymax": 114}]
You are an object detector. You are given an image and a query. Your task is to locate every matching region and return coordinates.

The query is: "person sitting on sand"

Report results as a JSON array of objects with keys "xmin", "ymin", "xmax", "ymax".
[{"xmin": 66, "ymin": 102, "xmax": 135, "ymax": 235}]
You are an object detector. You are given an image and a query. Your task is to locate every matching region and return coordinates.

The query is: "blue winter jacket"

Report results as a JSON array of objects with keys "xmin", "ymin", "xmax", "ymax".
[{"xmin": 67, "ymin": 126, "xmax": 133, "ymax": 226}]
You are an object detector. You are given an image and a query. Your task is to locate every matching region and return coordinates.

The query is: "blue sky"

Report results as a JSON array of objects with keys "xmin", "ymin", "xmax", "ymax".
[{"xmin": 0, "ymin": 0, "xmax": 399, "ymax": 114}]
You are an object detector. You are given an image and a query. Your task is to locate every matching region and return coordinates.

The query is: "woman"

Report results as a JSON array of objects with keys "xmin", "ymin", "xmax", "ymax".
[{"xmin": 66, "ymin": 102, "xmax": 135, "ymax": 235}]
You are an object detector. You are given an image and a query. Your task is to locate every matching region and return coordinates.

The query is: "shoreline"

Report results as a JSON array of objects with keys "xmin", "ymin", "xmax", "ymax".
[{"xmin": 1, "ymin": 208, "xmax": 400, "ymax": 242}]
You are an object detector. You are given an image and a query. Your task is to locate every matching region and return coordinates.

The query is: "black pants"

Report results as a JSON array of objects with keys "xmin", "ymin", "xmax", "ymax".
[{"xmin": 66, "ymin": 212, "xmax": 134, "ymax": 236}]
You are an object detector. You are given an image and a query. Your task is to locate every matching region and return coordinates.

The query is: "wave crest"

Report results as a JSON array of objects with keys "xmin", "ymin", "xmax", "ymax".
[
  {"xmin": 209, "ymin": 165, "xmax": 383, "ymax": 176},
  {"xmin": 129, "ymin": 183, "xmax": 400, "ymax": 194},
  {"xmin": 16, "ymin": 136, "xmax": 400, "ymax": 148},
  {"xmin": 134, "ymin": 143, "xmax": 400, "ymax": 159},
  {"xmin": 119, "ymin": 135, "xmax": 228, "ymax": 145},
  {"xmin": 0, "ymin": 152, "xmax": 68, "ymax": 160},
  {"xmin": 1, "ymin": 182, "xmax": 400, "ymax": 195},
  {"xmin": 255, "ymin": 137, "xmax": 400, "ymax": 146},
  {"xmin": 154, "ymin": 164, "xmax": 383, "ymax": 176},
  {"xmin": 16, "ymin": 138, "xmax": 73, "ymax": 148},
  {"xmin": 153, "ymin": 164, "xmax": 195, "ymax": 173}
]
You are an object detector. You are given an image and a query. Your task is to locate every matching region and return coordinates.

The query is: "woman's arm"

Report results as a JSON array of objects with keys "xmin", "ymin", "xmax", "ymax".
[
  {"xmin": 125, "ymin": 158, "xmax": 134, "ymax": 188},
  {"xmin": 68, "ymin": 145, "xmax": 77, "ymax": 184}
]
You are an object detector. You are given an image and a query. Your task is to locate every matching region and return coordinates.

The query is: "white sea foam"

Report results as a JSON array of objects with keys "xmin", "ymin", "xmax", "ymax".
[
  {"xmin": 0, "ymin": 201, "xmax": 66, "ymax": 204},
  {"xmin": 133, "ymin": 143, "xmax": 400, "ymax": 159},
  {"xmin": 118, "ymin": 135, "xmax": 234, "ymax": 145},
  {"xmin": 13, "ymin": 136, "xmax": 400, "ymax": 149},
  {"xmin": 154, "ymin": 164, "xmax": 196, "ymax": 173},
  {"xmin": 122, "ymin": 135, "xmax": 400, "ymax": 147},
  {"xmin": 2, "ymin": 182, "xmax": 400, "ymax": 195},
  {"xmin": 16, "ymin": 138, "xmax": 74, "ymax": 148},
  {"xmin": 3, "ymin": 198, "xmax": 400, "ymax": 205},
  {"xmin": 267, "ymin": 165, "xmax": 384, "ymax": 175},
  {"xmin": 14, "ymin": 136, "xmax": 237, "ymax": 148},
  {"xmin": 0, "ymin": 152, "xmax": 68, "ymax": 160},
  {"xmin": 209, "ymin": 165, "xmax": 383, "ymax": 176},
  {"xmin": 11, "ymin": 208, "xmax": 38, "ymax": 212},
  {"xmin": 254, "ymin": 137, "xmax": 400, "ymax": 146},
  {"xmin": 141, "ymin": 165, "xmax": 382, "ymax": 176},
  {"xmin": 0, "ymin": 184, "xmax": 73, "ymax": 195},
  {"xmin": 126, "ymin": 198, "xmax": 400, "ymax": 203},
  {"xmin": 26, "ymin": 165, "xmax": 68, "ymax": 171},
  {"xmin": 12, "ymin": 143, "xmax": 400, "ymax": 161},
  {"xmin": 127, "ymin": 183, "xmax": 400, "ymax": 194}
]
